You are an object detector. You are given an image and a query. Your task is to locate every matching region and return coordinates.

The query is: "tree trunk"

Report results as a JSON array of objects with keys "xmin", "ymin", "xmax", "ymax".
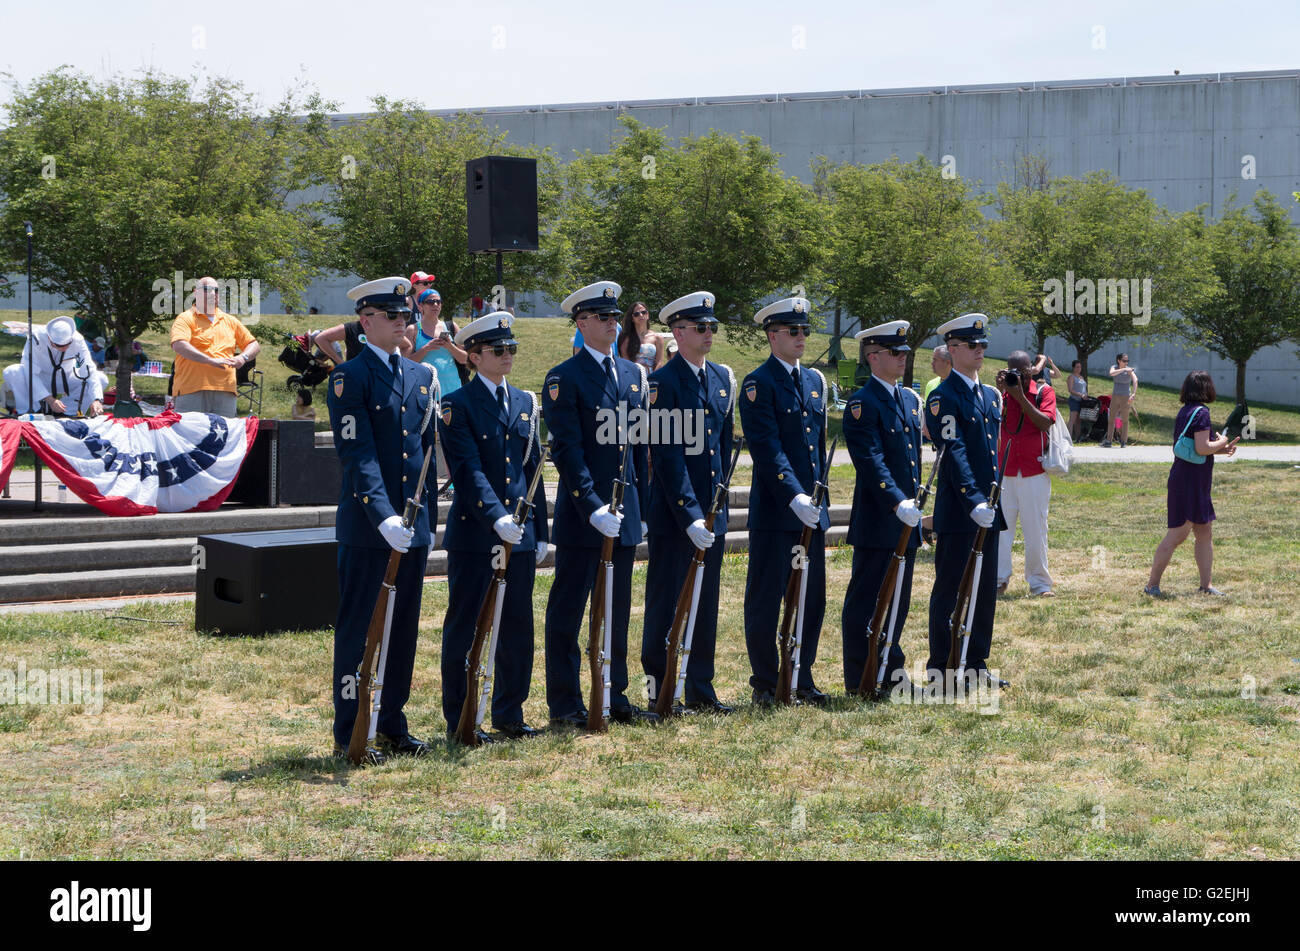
[
  {"xmin": 1235, "ymin": 359, "xmax": 1247, "ymax": 405},
  {"xmin": 903, "ymin": 350, "xmax": 916, "ymax": 389},
  {"xmin": 114, "ymin": 319, "xmax": 134, "ymax": 411},
  {"xmin": 1076, "ymin": 348, "xmax": 1089, "ymax": 380}
]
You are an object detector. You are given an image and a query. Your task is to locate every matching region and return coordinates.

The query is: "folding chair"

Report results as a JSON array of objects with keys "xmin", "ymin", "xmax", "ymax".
[{"xmin": 236, "ymin": 357, "xmax": 263, "ymax": 416}]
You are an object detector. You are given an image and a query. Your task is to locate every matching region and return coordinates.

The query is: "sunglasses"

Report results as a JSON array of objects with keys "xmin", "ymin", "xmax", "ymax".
[
  {"xmin": 869, "ymin": 347, "xmax": 907, "ymax": 357},
  {"xmin": 581, "ymin": 313, "xmax": 619, "ymax": 323},
  {"xmin": 775, "ymin": 325, "xmax": 810, "ymax": 338},
  {"xmin": 676, "ymin": 321, "xmax": 717, "ymax": 335},
  {"xmin": 480, "ymin": 343, "xmax": 518, "ymax": 357},
  {"xmin": 955, "ymin": 341, "xmax": 988, "ymax": 351}
]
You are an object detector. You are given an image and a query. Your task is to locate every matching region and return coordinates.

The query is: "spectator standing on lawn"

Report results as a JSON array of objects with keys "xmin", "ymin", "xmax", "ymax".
[
  {"xmin": 994, "ymin": 350, "xmax": 1057, "ymax": 597},
  {"xmin": 1144, "ymin": 371, "xmax": 1238, "ymax": 598},
  {"xmin": 1101, "ymin": 353, "xmax": 1137, "ymax": 447},
  {"xmin": 1066, "ymin": 360, "xmax": 1087, "ymax": 440},
  {"xmin": 169, "ymin": 276, "xmax": 261, "ymax": 416}
]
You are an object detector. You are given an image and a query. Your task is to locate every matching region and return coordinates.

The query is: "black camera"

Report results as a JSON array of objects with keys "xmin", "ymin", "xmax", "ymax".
[{"xmin": 1003, "ymin": 369, "xmax": 1021, "ymax": 388}]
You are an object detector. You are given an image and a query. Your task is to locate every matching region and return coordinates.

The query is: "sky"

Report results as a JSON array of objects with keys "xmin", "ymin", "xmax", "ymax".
[{"xmin": 1, "ymin": 0, "xmax": 1296, "ymax": 114}]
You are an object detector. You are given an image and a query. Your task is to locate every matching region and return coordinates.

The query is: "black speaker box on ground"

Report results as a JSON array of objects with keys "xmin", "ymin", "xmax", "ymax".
[
  {"xmin": 195, "ymin": 527, "xmax": 337, "ymax": 635},
  {"xmin": 466, "ymin": 155, "xmax": 539, "ymax": 253}
]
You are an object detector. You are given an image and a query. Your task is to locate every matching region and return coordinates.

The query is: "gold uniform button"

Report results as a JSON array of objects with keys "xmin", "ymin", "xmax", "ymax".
[
  {"xmin": 363, "ymin": 496, "xmax": 369, "ymax": 504},
  {"xmin": 803, "ymin": 412, "xmax": 808, "ymax": 417},
  {"xmin": 375, "ymin": 405, "xmax": 381, "ymax": 410},
  {"xmin": 572, "ymin": 489, "xmax": 580, "ymax": 497},
  {"xmin": 402, "ymin": 475, "xmax": 408, "ymax": 482},
  {"xmin": 505, "ymin": 457, "xmax": 511, "ymax": 463},
  {"xmin": 710, "ymin": 449, "xmax": 715, "ymax": 456},
  {"xmin": 960, "ymin": 488, "xmax": 966, "ymax": 494},
  {"xmin": 678, "ymin": 499, "xmax": 685, "ymax": 506},
  {"xmin": 904, "ymin": 427, "xmax": 909, "ymax": 433},
  {"xmin": 806, "ymin": 427, "xmax": 811, "ymax": 433},
  {"xmin": 403, "ymin": 452, "xmax": 408, "ymax": 459},
  {"xmin": 808, "ymin": 445, "xmax": 814, "ymax": 451},
  {"xmin": 402, "ymin": 406, "xmax": 407, "ymax": 412},
  {"xmin": 477, "ymin": 500, "xmax": 483, "ymax": 507},
  {"xmin": 707, "ymin": 429, "xmax": 712, "ymax": 435},
  {"xmin": 402, "ymin": 429, "xmax": 408, "ymax": 436},
  {"xmin": 778, "ymin": 474, "xmax": 785, "ymax": 481},
  {"xmin": 879, "ymin": 481, "xmax": 886, "ymax": 489}
]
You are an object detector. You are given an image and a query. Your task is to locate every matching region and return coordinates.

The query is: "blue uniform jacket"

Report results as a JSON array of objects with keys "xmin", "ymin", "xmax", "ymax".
[
  {"xmin": 541, "ymin": 348, "xmax": 650, "ymax": 549},
  {"xmin": 738, "ymin": 355, "xmax": 830, "ymax": 534},
  {"xmin": 646, "ymin": 355, "xmax": 736, "ymax": 537},
  {"xmin": 327, "ymin": 348, "xmax": 439, "ymax": 549},
  {"xmin": 843, "ymin": 377, "xmax": 923, "ymax": 550},
  {"xmin": 438, "ymin": 378, "xmax": 549, "ymax": 554},
  {"xmin": 924, "ymin": 372, "xmax": 1008, "ymax": 534}
]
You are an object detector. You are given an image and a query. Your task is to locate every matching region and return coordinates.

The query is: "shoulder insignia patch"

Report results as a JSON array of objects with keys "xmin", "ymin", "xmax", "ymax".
[
  {"xmin": 745, "ymin": 381, "xmax": 757, "ymax": 403},
  {"xmin": 648, "ymin": 381, "xmax": 658, "ymax": 406},
  {"xmin": 849, "ymin": 401, "xmax": 862, "ymax": 420},
  {"xmin": 928, "ymin": 397, "xmax": 941, "ymax": 415},
  {"xmin": 333, "ymin": 375, "xmax": 344, "ymax": 398},
  {"xmin": 548, "ymin": 381, "xmax": 559, "ymax": 401},
  {"xmin": 441, "ymin": 406, "xmax": 452, "ymax": 425}
]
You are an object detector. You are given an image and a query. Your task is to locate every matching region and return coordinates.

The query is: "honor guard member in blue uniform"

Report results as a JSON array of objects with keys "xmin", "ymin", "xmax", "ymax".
[
  {"xmin": 641, "ymin": 291, "xmax": 738, "ymax": 714},
  {"xmin": 438, "ymin": 312, "xmax": 549, "ymax": 742},
  {"xmin": 738, "ymin": 297, "xmax": 831, "ymax": 706},
  {"xmin": 924, "ymin": 313, "xmax": 1010, "ymax": 689},
  {"xmin": 541, "ymin": 281, "xmax": 657, "ymax": 727},
  {"xmin": 327, "ymin": 277, "xmax": 439, "ymax": 763},
  {"xmin": 841, "ymin": 321, "xmax": 924, "ymax": 693}
]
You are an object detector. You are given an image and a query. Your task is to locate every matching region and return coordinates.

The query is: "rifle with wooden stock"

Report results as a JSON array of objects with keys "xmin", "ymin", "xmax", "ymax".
[
  {"xmin": 944, "ymin": 411, "xmax": 1023, "ymax": 678},
  {"xmin": 775, "ymin": 435, "xmax": 838, "ymax": 706},
  {"xmin": 347, "ymin": 444, "xmax": 436, "ymax": 766},
  {"xmin": 587, "ymin": 441, "xmax": 633, "ymax": 733},
  {"xmin": 857, "ymin": 444, "xmax": 946, "ymax": 699},
  {"xmin": 454, "ymin": 443, "xmax": 551, "ymax": 746},
  {"xmin": 654, "ymin": 438, "xmax": 745, "ymax": 719}
]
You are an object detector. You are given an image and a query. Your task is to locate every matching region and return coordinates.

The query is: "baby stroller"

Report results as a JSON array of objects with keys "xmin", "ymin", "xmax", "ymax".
[
  {"xmin": 1076, "ymin": 394, "xmax": 1110, "ymax": 442},
  {"xmin": 278, "ymin": 332, "xmax": 333, "ymax": 391}
]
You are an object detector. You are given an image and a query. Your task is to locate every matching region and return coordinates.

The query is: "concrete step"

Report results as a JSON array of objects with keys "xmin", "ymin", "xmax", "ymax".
[
  {"xmin": 0, "ymin": 538, "xmax": 200, "ymax": 576},
  {"xmin": 0, "ymin": 522, "xmax": 853, "ymax": 604}
]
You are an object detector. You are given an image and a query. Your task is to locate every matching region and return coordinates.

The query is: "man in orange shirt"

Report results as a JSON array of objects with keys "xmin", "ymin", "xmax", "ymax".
[{"xmin": 170, "ymin": 276, "xmax": 261, "ymax": 416}]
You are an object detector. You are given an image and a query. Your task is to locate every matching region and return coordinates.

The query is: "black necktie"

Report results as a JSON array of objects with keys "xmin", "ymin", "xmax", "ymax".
[
  {"xmin": 603, "ymin": 356, "xmax": 616, "ymax": 393},
  {"xmin": 791, "ymin": 366, "xmax": 801, "ymax": 394},
  {"xmin": 698, "ymin": 368, "xmax": 707, "ymax": 396},
  {"xmin": 496, "ymin": 384, "xmax": 507, "ymax": 422},
  {"xmin": 389, "ymin": 353, "xmax": 401, "ymax": 384},
  {"xmin": 973, "ymin": 381, "xmax": 983, "ymax": 411},
  {"xmin": 894, "ymin": 386, "xmax": 906, "ymax": 418}
]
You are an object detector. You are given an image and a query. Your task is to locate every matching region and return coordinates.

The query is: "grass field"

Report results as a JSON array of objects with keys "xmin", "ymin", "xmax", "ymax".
[
  {"xmin": 2, "ymin": 460, "xmax": 1298, "ymax": 859},
  {"xmin": 6, "ymin": 310, "xmax": 1300, "ymax": 448}
]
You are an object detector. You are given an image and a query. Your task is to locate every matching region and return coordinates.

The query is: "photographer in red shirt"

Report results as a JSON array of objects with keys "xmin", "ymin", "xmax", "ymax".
[{"xmin": 995, "ymin": 350, "xmax": 1057, "ymax": 597}]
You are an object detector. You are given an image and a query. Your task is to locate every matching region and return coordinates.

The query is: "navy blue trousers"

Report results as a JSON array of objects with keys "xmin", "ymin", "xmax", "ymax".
[
  {"xmin": 440, "ymin": 548, "xmax": 536, "ymax": 731},
  {"xmin": 927, "ymin": 531, "xmax": 999, "ymax": 674},
  {"xmin": 543, "ymin": 544, "xmax": 637, "ymax": 717},
  {"xmin": 841, "ymin": 545, "xmax": 916, "ymax": 691},
  {"xmin": 641, "ymin": 530, "xmax": 725, "ymax": 705},
  {"xmin": 332, "ymin": 544, "xmax": 429, "ymax": 748},
  {"xmin": 743, "ymin": 529, "xmax": 825, "ymax": 693}
]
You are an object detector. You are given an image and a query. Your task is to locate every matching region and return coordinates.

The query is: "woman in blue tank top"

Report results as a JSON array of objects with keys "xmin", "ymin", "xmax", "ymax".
[{"xmin": 409, "ymin": 288, "xmax": 467, "ymax": 397}]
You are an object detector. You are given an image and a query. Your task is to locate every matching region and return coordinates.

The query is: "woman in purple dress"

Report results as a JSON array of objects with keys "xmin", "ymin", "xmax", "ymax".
[{"xmin": 1144, "ymin": 371, "xmax": 1238, "ymax": 597}]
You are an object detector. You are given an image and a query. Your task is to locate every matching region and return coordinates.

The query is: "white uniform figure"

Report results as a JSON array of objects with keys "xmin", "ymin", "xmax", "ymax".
[{"xmin": 3, "ymin": 316, "xmax": 107, "ymax": 416}]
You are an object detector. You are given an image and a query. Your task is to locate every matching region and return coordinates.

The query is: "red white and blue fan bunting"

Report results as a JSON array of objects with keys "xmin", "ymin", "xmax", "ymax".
[{"xmin": 10, "ymin": 411, "xmax": 259, "ymax": 516}]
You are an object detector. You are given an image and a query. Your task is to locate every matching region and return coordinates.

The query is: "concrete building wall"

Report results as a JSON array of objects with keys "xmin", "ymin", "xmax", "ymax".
[{"xmin": 9, "ymin": 70, "xmax": 1300, "ymax": 401}]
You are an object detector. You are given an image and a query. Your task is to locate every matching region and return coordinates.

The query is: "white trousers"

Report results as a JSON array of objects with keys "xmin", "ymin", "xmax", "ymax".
[{"xmin": 997, "ymin": 472, "xmax": 1053, "ymax": 593}]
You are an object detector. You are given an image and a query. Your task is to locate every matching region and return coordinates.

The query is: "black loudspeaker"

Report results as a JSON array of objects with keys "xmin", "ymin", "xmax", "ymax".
[
  {"xmin": 195, "ymin": 527, "xmax": 338, "ymax": 635},
  {"xmin": 228, "ymin": 419, "xmax": 341, "ymax": 506},
  {"xmin": 466, "ymin": 155, "xmax": 539, "ymax": 253}
]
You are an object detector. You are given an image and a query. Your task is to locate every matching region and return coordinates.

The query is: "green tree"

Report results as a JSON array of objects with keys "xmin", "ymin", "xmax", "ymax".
[
  {"xmin": 990, "ymin": 171, "xmax": 1208, "ymax": 376},
  {"xmin": 1175, "ymin": 190, "xmax": 1300, "ymax": 403},
  {"xmin": 0, "ymin": 68, "xmax": 332, "ymax": 402},
  {"xmin": 819, "ymin": 156, "xmax": 1017, "ymax": 386},
  {"xmin": 325, "ymin": 99, "xmax": 568, "ymax": 318},
  {"xmin": 559, "ymin": 115, "xmax": 826, "ymax": 348}
]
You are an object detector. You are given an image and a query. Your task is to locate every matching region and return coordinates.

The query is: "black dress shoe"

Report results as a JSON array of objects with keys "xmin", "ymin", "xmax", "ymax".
[
  {"xmin": 795, "ymin": 687, "xmax": 830, "ymax": 707},
  {"xmin": 610, "ymin": 704, "xmax": 660, "ymax": 724},
  {"xmin": 376, "ymin": 732, "xmax": 431, "ymax": 756},
  {"xmin": 494, "ymin": 721, "xmax": 544, "ymax": 739},
  {"xmin": 686, "ymin": 698, "xmax": 735, "ymax": 715},
  {"xmin": 447, "ymin": 727, "xmax": 496, "ymax": 745},
  {"xmin": 549, "ymin": 711, "xmax": 588, "ymax": 729},
  {"xmin": 752, "ymin": 688, "xmax": 777, "ymax": 707},
  {"xmin": 333, "ymin": 743, "xmax": 385, "ymax": 766}
]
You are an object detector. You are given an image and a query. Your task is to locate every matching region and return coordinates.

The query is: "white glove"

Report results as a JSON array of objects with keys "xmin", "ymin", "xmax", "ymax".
[
  {"xmin": 686, "ymin": 518, "xmax": 715, "ymax": 549},
  {"xmin": 378, "ymin": 514, "xmax": 414, "ymax": 552},
  {"xmin": 894, "ymin": 498, "xmax": 922, "ymax": 527},
  {"xmin": 970, "ymin": 502, "xmax": 996, "ymax": 529},
  {"xmin": 535, "ymin": 541, "xmax": 549, "ymax": 565},
  {"xmin": 493, "ymin": 514, "xmax": 524, "ymax": 545},
  {"xmin": 789, "ymin": 493, "xmax": 821, "ymax": 529},
  {"xmin": 589, "ymin": 504, "xmax": 623, "ymax": 539}
]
